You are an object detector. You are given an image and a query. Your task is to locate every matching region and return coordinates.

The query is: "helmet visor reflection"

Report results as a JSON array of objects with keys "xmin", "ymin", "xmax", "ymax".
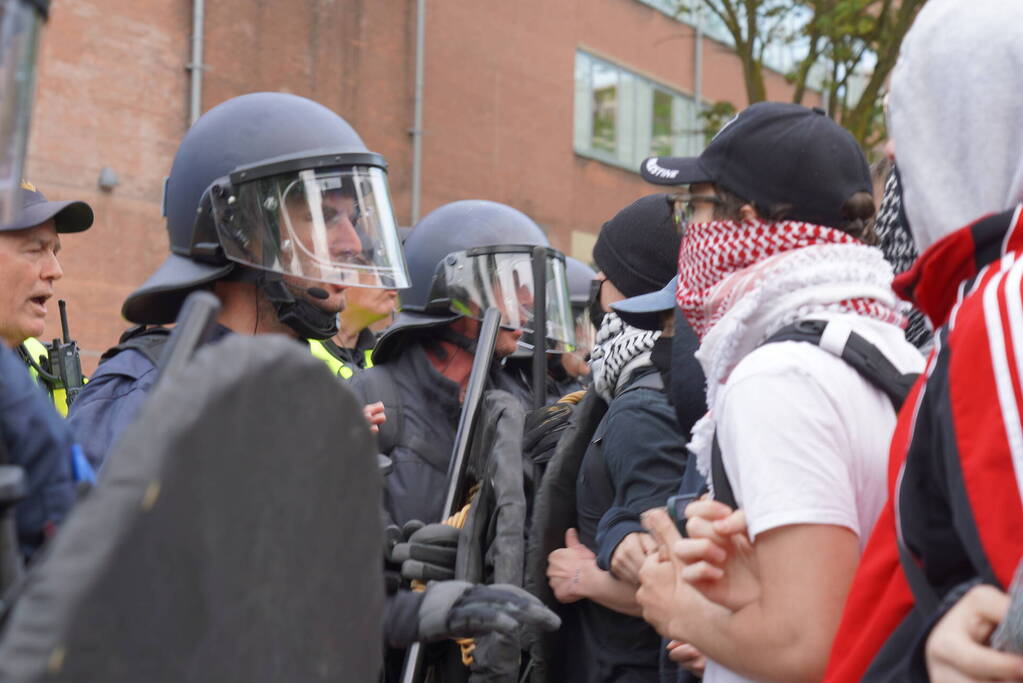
[
  {"xmin": 441, "ymin": 247, "xmax": 576, "ymax": 351},
  {"xmin": 214, "ymin": 165, "xmax": 410, "ymax": 289}
]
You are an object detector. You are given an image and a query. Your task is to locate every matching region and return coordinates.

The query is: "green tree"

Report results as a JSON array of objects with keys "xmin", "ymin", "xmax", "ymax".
[{"xmin": 679, "ymin": 0, "xmax": 928, "ymax": 148}]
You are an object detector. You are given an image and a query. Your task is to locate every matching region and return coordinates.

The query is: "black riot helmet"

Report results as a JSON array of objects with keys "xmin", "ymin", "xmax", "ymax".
[
  {"xmin": 374, "ymin": 199, "xmax": 575, "ymax": 363},
  {"xmin": 0, "ymin": 0, "xmax": 48, "ymax": 223},
  {"xmin": 123, "ymin": 92, "xmax": 409, "ymax": 339}
]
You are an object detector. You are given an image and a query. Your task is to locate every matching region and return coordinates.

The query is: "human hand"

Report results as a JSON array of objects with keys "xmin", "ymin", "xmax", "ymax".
[
  {"xmin": 391, "ymin": 522, "xmax": 460, "ymax": 582},
  {"xmin": 680, "ymin": 501, "xmax": 759, "ymax": 611},
  {"xmin": 363, "ymin": 401, "xmax": 386, "ymax": 433},
  {"xmin": 610, "ymin": 531, "xmax": 657, "ymax": 585},
  {"xmin": 636, "ymin": 508, "xmax": 700, "ymax": 641},
  {"xmin": 416, "ymin": 580, "xmax": 560, "ymax": 645},
  {"xmin": 926, "ymin": 584, "xmax": 1023, "ymax": 682},
  {"xmin": 666, "ymin": 640, "xmax": 706, "ymax": 677},
  {"xmin": 547, "ymin": 528, "xmax": 597, "ymax": 604},
  {"xmin": 523, "ymin": 402, "xmax": 574, "ymax": 465}
]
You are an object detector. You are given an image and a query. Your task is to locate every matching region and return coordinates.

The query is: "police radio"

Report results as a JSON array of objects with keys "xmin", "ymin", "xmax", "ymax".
[{"xmin": 44, "ymin": 299, "xmax": 85, "ymax": 409}]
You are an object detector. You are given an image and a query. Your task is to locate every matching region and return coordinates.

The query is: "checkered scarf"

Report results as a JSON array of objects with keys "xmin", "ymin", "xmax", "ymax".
[
  {"xmin": 874, "ymin": 168, "xmax": 933, "ymax": 350},
  {"xmin": 676, "ymin": 218, "xmax": 906, "ymax": 481},
  {"xmin": 677, "ymin": 218, "xmax": 904, "ymax": 339},
  {"xmin": 588, "ymin": 311, "xmax": 660, "ymax": 402}
]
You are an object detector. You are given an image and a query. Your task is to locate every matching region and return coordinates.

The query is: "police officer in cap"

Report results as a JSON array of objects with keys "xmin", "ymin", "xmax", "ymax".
[
  {"xmin": 0, "ymin": 0, "xmax": 89, "ymax": 560},
  {"xmin": 350, "ymin": 199, "xmax": 576, "ymax": 528},
  {"xmin": 68, "ymin": 92, "xmax": 410, "ymax": 467},
  {"xmin": 1, "ymin": 181, "xmax": 94, "ymax": 415}
]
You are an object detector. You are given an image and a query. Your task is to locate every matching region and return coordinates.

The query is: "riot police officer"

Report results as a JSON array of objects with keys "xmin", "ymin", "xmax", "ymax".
[
  {"xmin": 349, "ymin": 199, "xmax": 576, "ymax": 528},
  {"xmin": 68, "ymin": 92, "xmax": 410, "ymax": 467}
]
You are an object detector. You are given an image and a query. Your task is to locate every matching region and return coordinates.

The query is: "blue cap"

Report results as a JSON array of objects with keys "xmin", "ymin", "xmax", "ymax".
[
  {"xmin": 0, "ymin": 180, "xmax": 93, "ymax": 234},
  {"xmin": 611, "ymin": 275, "xmax": 678, "ymax": 331}
]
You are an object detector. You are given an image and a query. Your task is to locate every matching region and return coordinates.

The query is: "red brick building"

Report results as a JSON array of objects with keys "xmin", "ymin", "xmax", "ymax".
[{"xmin": 27, "ymin": 0, "xmax": 818, "ymax": 369}]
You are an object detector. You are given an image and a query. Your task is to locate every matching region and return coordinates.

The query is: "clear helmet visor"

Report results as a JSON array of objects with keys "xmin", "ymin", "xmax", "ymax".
[
  {"xmin": 572, "ymin": 306, "xmax": 595, "ymax": 354},
  {"xmin": 0, "ymin": 0, "xmax": 42, "ymax": 223},
  {"xmin": 213, "ymin": 165, "xmax": 410, "ymax": 289},
  {"xmin": 439, "ymin": 247, "xmax": 576, "ymax": 352}
]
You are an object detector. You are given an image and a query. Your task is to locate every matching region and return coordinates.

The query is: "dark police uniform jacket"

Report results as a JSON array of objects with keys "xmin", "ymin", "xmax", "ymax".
[
  {"xmin": 0, "ymin": 344, "xmax": 77, "ymax": 557},
  {"xmin": 349, "ymin": 342, "xmax": 463, "ymax": 527}
]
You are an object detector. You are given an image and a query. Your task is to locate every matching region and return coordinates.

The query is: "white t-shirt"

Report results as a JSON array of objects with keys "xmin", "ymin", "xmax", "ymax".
[{"xmin": 703, "ymin": 313, "xmax": 925, "ymax": 683}]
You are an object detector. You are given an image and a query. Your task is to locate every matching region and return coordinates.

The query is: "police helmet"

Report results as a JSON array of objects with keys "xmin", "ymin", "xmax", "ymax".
[
  {"xmin": 375, "ymin": 200, "xmax": 575, "ymax": 362},
  {"xmin": 0, "ymin": 0, "xmax": 49, "ymax": 223},
  {"xmin": 123, "ymin": 92, "xmax": 409, "ymax": 339}
]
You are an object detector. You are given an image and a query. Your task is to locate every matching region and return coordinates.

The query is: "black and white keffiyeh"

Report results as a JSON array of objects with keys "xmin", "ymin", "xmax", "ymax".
[
  {"xmin": 875, "ymin": 168, "xmax": 933, "ymax": 350},
  {"xmin": 588, "ymin": 312, "xmax": 660, "ymax": 401}
]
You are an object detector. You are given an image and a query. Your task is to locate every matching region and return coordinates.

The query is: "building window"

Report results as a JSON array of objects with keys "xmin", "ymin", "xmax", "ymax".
[{"xmin": 574, "ymin": 50, "xmax": 702, "ymax": 172}]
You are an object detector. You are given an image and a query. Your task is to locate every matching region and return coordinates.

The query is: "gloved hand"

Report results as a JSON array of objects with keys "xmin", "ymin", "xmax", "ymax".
[
  {"xmin": 417, "ymin": 580, "xmax": 561, "ymax": 644},
  {"xmin": 522, "ymin": 401, "xmax": 574, "ymax": 467},
  {"xmin": 391, "ymin": 522, "xmax": 460, "ymax": 582}
]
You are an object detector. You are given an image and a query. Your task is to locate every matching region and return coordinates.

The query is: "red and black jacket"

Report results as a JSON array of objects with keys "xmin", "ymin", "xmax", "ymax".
[{"xmin": 826, "ymin": 205, "xmax": 1023, "ymax": 681}]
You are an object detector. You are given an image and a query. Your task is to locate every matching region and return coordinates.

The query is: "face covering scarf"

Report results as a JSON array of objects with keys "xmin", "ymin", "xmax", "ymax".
[
  {"xmin": 675, "ymin": 218, "xmax": 906, "ymax": 480},
  {"xmin": 588, "ymin": 311, "xmax": 660, "ymax": 402}
]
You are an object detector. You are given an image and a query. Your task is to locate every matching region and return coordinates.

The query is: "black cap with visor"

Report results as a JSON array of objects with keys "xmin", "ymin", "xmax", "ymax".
[{"xmin": 641, "ymin": 102, "xmax": 871, "ymax": 229}]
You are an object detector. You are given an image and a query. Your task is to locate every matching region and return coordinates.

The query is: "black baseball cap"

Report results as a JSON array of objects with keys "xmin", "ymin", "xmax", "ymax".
[
  {"xmin": 0, "ymin": 180, "xmax": 93, "ymax": 234},
  {"xmin": 640, "ymin": 102, "xmax": 871, "ymax": 229}
]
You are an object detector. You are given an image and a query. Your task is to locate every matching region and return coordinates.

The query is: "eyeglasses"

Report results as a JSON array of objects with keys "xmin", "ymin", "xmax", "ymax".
[{"xmin": 669, "ymin": 193, "xmax": 723, "ymax": 227}]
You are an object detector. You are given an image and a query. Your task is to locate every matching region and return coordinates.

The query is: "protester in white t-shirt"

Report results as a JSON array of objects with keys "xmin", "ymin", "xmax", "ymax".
[{"xmin": 633, "ymin": 102, "xmax": 925, "ymax": 683}]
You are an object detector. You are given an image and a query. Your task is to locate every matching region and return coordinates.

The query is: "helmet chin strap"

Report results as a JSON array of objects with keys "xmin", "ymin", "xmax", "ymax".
[
  {"xmin": 422, "ymin": 318, "xmax": 479, "ymax": 361},
  {"xmin": 255, "ymin": 270, "xmax": 339, "ymax": 340}
]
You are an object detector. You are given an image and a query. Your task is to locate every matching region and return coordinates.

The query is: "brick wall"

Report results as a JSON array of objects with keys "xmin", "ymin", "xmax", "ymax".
[{"xmin": 28, "ymin": 0, "xmax": 817, "ymax": 371}]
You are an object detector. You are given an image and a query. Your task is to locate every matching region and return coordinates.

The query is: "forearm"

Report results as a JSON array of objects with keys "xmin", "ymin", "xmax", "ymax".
[
  {"xmin": 669, "ymin": 591, "xmax": 830, "ymax": 683},
  {"xmin": 581, "ymin": 563, "xmax": 642, "ymax": 617}
]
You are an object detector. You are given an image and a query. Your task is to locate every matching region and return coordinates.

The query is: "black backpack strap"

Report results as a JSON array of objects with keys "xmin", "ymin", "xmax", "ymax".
[
  {"xmin": 710, "ymin": 432, "xmax": 738, "ymax": 509},
  {"xmin": 763, "ymin": 319, "xmax": 920, "ymax": 410},
  {"xmin": 710, "ymin": 319, "xmax": 921, "ymax": 508},
  {"xmin": 99, "ymin": 325, "xmax": 173, "ymax": 367}
]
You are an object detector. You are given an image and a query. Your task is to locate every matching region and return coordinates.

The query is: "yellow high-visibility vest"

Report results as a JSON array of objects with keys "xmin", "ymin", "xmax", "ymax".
[
  {"xmin": 20, "ymin": 337, "xmax": 70, "ymax": 416},
  {"xmin": 308, "ymin": 339, "xmax": 374, "ymax": 380}
]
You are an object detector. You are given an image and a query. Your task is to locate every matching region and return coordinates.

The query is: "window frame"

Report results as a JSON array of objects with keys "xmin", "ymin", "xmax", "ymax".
[{"xmin": 573, "ymin": 49, "xmax": 703, "ymax": 174}]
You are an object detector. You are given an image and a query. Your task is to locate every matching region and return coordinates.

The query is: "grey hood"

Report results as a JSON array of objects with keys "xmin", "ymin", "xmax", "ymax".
[{"xmin": 889, "ymin": 0, "xmax": 1023, "ymax": 252}]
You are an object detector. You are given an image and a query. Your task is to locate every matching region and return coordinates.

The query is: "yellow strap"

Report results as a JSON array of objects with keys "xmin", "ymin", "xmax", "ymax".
[
  {"xmin": 408, "ymin": 487, "xmax": 482, "ymax": 665},
  {"xmin": 557, "ymin": 390, "xmax": 586, "ymax": 406}
]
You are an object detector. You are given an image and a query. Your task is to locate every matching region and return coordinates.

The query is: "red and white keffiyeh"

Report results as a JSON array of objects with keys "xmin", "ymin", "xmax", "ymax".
[
  {"xmin": 677, "ymin": 218, "xmax": 903, "ymax": 339},
  {"xmin": 676, "ymin": 218, "xmax": 907, "ymax": 479}
]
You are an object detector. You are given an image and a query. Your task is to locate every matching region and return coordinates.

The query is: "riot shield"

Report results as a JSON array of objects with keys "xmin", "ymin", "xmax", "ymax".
[
  {"xmin": 456, "ymin": 388, "xmax": 527, "ymax": 587},
  {"xmin": 0, "ymin": 334, "xmax": 383, "ymax": 682},
  {"xmin": 522, "ymin": 389, "xmax": 607, "ymax": 682}
]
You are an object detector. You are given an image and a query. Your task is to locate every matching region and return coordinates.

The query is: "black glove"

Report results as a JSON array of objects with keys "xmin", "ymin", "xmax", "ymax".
[
  {"xmin": 417, "ymin": 580, "xmax": 561, "ymax": 644},
  {"xmin": 522, "ymin": 402, "xmax": 573, "ymax": 466},
  {"xmin": 391, "ymin": 522, "xmax": 460, "ymax": 582}
]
